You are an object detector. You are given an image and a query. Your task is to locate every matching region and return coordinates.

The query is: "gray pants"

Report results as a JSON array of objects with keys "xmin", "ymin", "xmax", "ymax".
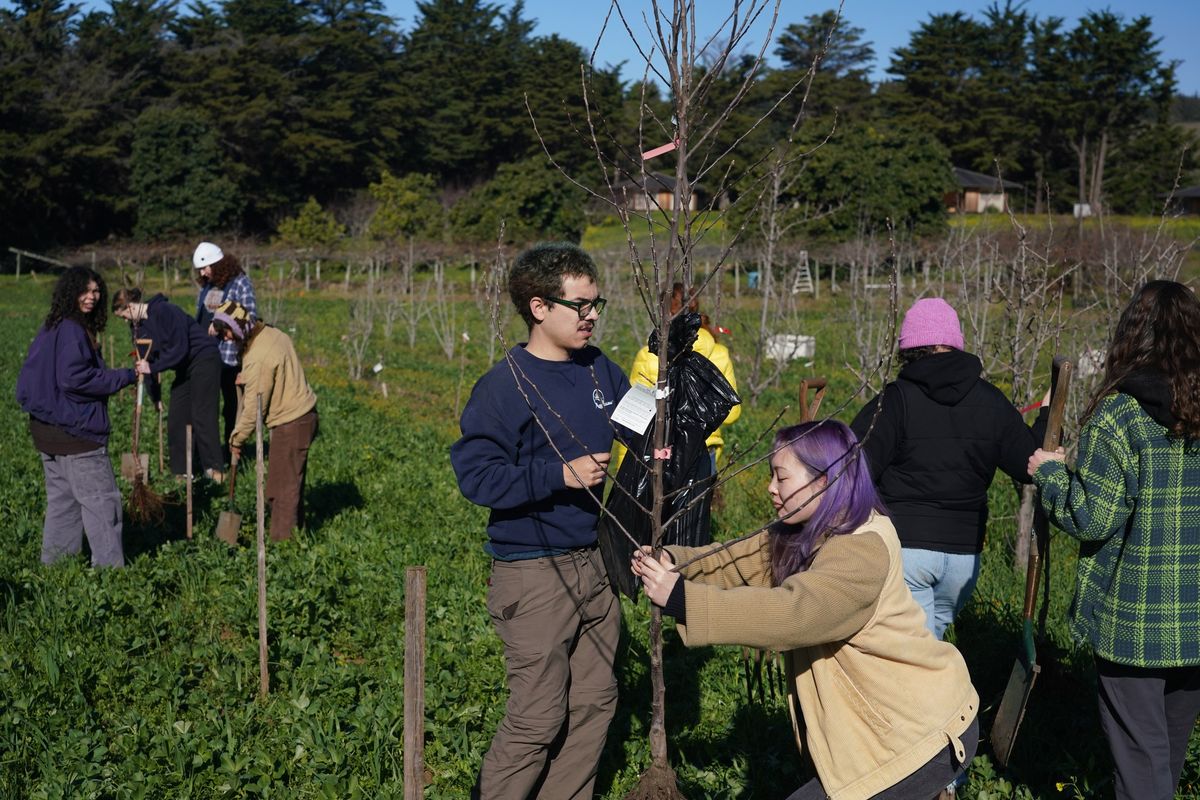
[
  {"xmin": 1096, "ymin": 657, "xmax": 1200, "ymax": 800},
  {"xmin": 477, "ymin": 547, "xmax": 620, "ymax": 800},
  {"xmin": 39, "ymin": 448, "xmax": 124, "ymax": 568}
]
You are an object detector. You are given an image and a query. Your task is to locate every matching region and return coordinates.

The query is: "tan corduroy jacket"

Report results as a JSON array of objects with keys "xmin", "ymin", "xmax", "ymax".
[
  {"xmin": 668, "ymin": 513, "xmax": 978, "ymax": 800},
  {"xmin": 230, "ymin": 325, "xmax": 317, "ymax": 447}
]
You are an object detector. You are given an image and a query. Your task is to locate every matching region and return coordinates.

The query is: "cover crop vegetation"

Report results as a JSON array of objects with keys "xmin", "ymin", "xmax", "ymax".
[{"xmin": 1, "ymin": 271, "xmax": 1199, "ymax": 798}]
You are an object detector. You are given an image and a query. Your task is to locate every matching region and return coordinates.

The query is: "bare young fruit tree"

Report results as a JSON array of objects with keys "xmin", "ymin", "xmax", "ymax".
[{"xmin": 483, "ymin": 1, "xmax": 899, "ymax": 796}]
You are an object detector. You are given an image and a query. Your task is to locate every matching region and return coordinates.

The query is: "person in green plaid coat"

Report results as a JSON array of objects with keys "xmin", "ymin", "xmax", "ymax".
[{"xmin": 1028, "ymin": 280, "xmax": 1200, "ymax": 800}]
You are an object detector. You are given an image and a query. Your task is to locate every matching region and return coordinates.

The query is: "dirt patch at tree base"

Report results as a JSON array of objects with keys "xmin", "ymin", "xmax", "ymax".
[{"xmin": 623, "ymin": 761, "xmax": 686, "ymax": 800}]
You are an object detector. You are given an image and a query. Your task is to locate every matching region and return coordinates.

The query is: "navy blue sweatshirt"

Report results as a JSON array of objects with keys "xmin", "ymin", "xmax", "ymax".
[
  {"xmin": 137, "ymin": 294, "xmax": 218, "ymax": 375},
  {"xmin": 451, "ymin": 344, "xmax": 631, "ymax": 558},
  {"xmin": 17, "ymin": 319, "xmax": 136, "ymax": 445}
]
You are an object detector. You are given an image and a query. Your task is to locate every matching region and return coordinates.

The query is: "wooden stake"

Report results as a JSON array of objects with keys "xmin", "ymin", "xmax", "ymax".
[
  {"xmin": 256, "ymin": 394, "xmax": 269, "ymax": 700},
  {"xmin": 158, "ymin": 401, "xmax": 165, "ymax": 475},
  {"xmin": 404, "ymin": 566, "xmax": 427, "ymax": 799},
  {"xmin": 186, "ymin": 424, "xmax": 193, "ymax": 540}
]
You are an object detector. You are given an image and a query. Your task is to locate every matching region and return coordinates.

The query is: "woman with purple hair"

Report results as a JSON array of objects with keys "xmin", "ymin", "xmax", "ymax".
[{"xmin": 633, "ymin": 420, "xmax": 979, "ymax": 799}]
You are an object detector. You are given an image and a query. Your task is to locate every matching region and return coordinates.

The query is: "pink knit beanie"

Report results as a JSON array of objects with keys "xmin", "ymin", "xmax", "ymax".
[{"xmin": 899, "ymin": 298, "xmax": 964, "ymax": 350}]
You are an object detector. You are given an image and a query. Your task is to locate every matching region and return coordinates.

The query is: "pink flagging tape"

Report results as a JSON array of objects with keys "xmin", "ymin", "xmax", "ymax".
[
  {"xmin": 653, "ymin": 446, "xmax": 673, "ymax": 460},
  {"xmin": 641, "ymin": 139, "xmax": 678, "ymax": 160}
]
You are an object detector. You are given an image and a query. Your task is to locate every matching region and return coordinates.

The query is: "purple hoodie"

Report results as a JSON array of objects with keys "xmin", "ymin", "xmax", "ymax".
[
  {"xmin": 16, "ymin": 319, "xmax": 136, "ymax": 445},
  {"xmin": 137, "ymin": 293, "xmax": 218, "ymax": 374}
]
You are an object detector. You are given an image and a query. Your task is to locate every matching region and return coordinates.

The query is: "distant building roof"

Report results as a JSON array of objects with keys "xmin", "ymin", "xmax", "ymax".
[
  {"xmin": 617, "ymin": 171, "xmax": 707, "ymax": 195},
  {"xmin": 1175, "ymin": 185, "xmax": 1200, "ymax": 199},
  {"xmin": 952, "ymin": 166, "xmax": 1022, "ymax": 191}
]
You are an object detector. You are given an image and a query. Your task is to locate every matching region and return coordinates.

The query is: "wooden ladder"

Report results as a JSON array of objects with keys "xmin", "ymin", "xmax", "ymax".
[{"xmin": 790, "ymin": 250, "xmax": 813, "ymax": 295}]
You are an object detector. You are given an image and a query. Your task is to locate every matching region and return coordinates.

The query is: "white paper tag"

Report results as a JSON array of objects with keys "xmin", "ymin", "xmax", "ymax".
[{"xmin": 610, "ymin": 383, "xmax": 657, "ymax": 435}]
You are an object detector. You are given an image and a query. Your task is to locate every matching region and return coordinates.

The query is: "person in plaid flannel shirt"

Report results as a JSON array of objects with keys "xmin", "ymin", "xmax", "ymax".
[
  {"xmin": 1029, "ymin": 280, "xmax": 1200, "ymax": 800},
  {"xmin": 193, "ymin": 242, "xmax": 257, "ymax": 458}
]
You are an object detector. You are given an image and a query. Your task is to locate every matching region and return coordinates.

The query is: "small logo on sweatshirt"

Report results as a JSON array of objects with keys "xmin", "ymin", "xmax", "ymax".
[{"xmin": 593, "ymin": 389, "xmax": 612, "ymax": 409}]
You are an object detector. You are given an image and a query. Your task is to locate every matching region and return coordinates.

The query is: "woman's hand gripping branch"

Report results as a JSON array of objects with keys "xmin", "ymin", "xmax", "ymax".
[{"xmin": 631, "ymin": 545, "xmax": 679, "ymax": 607}]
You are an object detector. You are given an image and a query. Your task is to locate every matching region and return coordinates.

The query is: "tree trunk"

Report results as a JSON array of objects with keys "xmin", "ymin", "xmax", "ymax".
[
  {"xmin": 1075, "ymin": 134, "xmax": 1088, "ymax": 214},
  {"xmin": 1090, "ymin": 129, "xmax": 1108, "ymax": 214}
]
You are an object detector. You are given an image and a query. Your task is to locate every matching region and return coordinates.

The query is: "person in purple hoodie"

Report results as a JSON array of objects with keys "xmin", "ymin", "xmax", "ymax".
[
  {"xmin": 111, "ymin": 287, "xmax": 224, "ymax": 482},
  {"xmin": 17, "ymin": 267, "xmax": 150, "ymax": 567}
]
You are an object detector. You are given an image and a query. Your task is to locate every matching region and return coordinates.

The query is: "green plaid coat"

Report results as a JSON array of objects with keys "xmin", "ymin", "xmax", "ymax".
[{"xmin": 1034, "ymin": 392, "xmax": 1200, "ymax": 667}]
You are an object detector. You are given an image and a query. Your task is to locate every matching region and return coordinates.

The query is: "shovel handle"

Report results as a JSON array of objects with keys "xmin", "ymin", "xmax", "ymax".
[
  {"xmin": 135, "ymin": 337, "xmax": 154, "ymax": 361},
  {"xmin": 1021, "ymin": 358, "xmax": 1074, "ymax": 622},
  {"xmin": 799, "ymin": 377, "xmax": 827, "ymax": 423},
  {"xmin": 228, "ymin": 453, "xmax": 239, "ymax": 503},
  {"xmin": 1042, "ymin": 357, "xmax": 1073, "ymax": 450},
  {"xmin": 131, "ymin": 374, "xmax": 145, "ymax": 454}
]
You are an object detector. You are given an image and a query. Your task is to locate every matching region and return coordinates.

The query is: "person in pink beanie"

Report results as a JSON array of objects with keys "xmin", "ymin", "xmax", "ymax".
[{"xmin": 851, "ymin": 297, "xmax": 1041, "ymax": 640}]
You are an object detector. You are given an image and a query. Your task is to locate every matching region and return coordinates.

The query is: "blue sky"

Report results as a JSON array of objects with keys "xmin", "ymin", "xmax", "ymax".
[{"xmin": 384, "ymin": 0, "xmax": 1200, "ymax": 96}]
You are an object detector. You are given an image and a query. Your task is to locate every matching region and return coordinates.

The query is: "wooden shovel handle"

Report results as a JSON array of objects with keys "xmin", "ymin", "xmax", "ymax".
[
  {"xmin": 1022, "ymin": 358, "xmax": 1074, "ymax": 621},
  {"xmin": 799, "ymin": 377, "xmax": 828, "ymax": 423},
  {"xmin": 131, "ymin": 374, "xmax": 144, "ymax": 454},
  {"xmin": 228, "ymin": 453, "xmax": 239, "ymax": 503},
  {"xmin": 1042, "ymin": 357, "xmax": 1073, "ymax": 450},
  {"xmin": 135, "ymin": 337, "xmax": 153, "ymax": 361}
]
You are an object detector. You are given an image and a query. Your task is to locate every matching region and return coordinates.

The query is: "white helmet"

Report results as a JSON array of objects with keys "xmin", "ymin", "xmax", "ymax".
[{"xmin": 193, "ymin": 241, "xmax": 224, "ymax": 269}]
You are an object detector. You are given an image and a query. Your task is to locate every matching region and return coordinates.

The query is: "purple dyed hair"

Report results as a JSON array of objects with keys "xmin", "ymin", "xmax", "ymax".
[{"xmin": 769, "ymin": 420, "xmax": 887, "ymax": 584}]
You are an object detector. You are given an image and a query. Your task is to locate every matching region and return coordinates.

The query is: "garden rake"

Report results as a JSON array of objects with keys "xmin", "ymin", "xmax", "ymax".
[
  {"xmin": 120, "ymin": 338, "xmax": 154, "ymax": 482},
  {"xmin": 125, "ymin": 338, "xmax": 164, "ymax": 524}
]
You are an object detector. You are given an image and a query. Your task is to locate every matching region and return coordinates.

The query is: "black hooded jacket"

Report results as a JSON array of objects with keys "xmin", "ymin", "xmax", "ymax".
[
  {"xmin": 850, "ymin": 350, "xmax": 1039, "ymax": 554},
  {"xmin": 1118, "ymin": 369, "xmax": 1177, "ymax": 430}
]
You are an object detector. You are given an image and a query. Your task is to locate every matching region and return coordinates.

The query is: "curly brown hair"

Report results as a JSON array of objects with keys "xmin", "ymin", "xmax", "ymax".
[
  {"xmin": 195, "ymin": 252, "xmax": 244, "ymax": 289},
  {"xmin": 45, "ymin": 266, "xmax": 108, "ymax": 340},
  {"xmin": 508, "ymin": 243, "xmax": 597, "ymax": 329},
  {"xmin": 1084, "ymin": 280, "xmax": 1200, "ymax": 438}
]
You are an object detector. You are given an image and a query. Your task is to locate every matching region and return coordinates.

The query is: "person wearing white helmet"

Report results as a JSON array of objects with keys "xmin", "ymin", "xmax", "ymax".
[{"xmin": 193, "ymin": 242, "xmax": 257, "ymax": 459}]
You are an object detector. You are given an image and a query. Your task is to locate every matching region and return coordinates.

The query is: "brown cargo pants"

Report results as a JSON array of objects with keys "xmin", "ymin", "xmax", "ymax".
[
  {"xmin": 265, "ymin": 408, "xmax": 318, "ymax": 541},
  {"xmin": 476, "ymin": 546, "xmax": 620, "ymax": 799}
]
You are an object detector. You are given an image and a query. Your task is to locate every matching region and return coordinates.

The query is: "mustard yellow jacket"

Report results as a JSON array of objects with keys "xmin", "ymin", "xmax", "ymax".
[
  {"xmin": 668, "ymin": 514, "xmax": 978, "ymax": 800},
  {"xmin": 616, "ymin": 327, "xmax": 740, "ymax": 466}
]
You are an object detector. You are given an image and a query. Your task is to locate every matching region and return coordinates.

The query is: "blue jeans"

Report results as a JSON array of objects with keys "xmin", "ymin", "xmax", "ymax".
[{"xmin": 902, "ymin": 548, "xmax": 980, "ymax": 640}]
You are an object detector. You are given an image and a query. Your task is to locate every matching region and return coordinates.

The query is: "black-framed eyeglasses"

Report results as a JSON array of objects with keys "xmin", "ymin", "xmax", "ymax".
[{"xmin": 544, "ymin": 296, "xmax": 607, "ymax": 319}]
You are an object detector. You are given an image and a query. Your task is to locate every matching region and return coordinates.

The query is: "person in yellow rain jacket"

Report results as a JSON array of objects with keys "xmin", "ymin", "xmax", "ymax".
[{"xmin": 616, "ymin": 283, "xmax": 740, "ymax": 471}]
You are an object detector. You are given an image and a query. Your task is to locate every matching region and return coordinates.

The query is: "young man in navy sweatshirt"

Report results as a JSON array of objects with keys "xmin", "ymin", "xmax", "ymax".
[{"xmin": 451, "ymin": 242, "xmax": 630, "ymax": 799}]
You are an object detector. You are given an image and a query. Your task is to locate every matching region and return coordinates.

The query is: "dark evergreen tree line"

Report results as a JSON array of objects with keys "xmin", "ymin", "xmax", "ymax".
[{"xmin": 0, "ymin": 0, "xmax": 1193, "ymax": 248}]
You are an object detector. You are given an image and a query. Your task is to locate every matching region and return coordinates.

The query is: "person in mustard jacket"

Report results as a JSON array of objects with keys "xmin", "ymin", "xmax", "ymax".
[
  {"xmin": 622, "ymin": 283, "xmax": 740, "ymax": 467},
  {"xmin": 633, "ymin": 420, "xmax": 978, "ymax": 800},
  {"xmin": 211, "ymin": 301, "xmax": 318, "ymax": 542}
]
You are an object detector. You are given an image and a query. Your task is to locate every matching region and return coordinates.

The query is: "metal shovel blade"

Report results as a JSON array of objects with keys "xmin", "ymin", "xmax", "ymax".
[
  {"xmin": 120, "ymin": 452, "xmax": 149, "ymax": 481},
  {"xmin": 990, "ymin": 626, "xmax": 1040, "ymax": 767},
  {"xmin": 215, "ymin": 453, "xmax": 241, "ymax": 546},
  {"xmin": 215, "ymin": 509, "xmax": 242, "ymax": 546}
]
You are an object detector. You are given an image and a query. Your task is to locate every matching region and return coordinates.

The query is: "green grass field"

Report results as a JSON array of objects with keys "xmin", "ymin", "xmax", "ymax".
[{"xmin": 2, "ymin": 269, "xmax": 1199, "ymax": 798}]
